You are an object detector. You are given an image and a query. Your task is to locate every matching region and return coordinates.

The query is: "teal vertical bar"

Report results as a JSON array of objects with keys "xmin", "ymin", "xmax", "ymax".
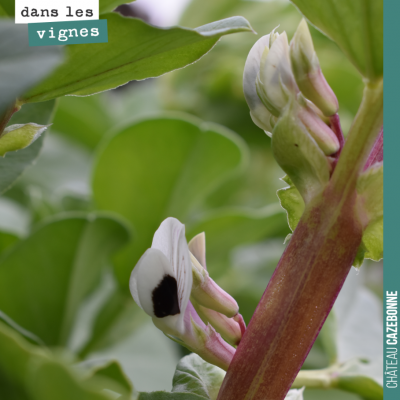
[{"xmin": 384, "ymin": 1, "xmax": 400, "ymax": 398}]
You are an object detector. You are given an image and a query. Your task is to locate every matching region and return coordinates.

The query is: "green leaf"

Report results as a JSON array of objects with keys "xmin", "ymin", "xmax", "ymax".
[
  {"xmin": 0, "ymin": 5, "xmax": 8, "ymax": 17},
  {"xmin": 0, "ymin": 320, "xmax": 131, "ymax": 400},
  {"xmin": 0, "ymin": 321, "xmax": 46, "ymax": 399},
  {"xmin": 79, "ymin": 288, "xmax": 147, "ymax": 357},
  {"xmin": 28, "ymin": 359, "xmax": 111, "ymax": 400},
  {"xmin": 335, "ymin": 359, "xmax": 383, "ymax": 400},
  {"xmin": 0, "ymin": 231, "xmax": 19, "ymax": 255},
  {"xmin": 89, "ymin": 360, "xmax": 133, "ymax": 393},
  {"xmin": 0, "ymin": 310, "xmax": 45, "ymax": 346},
  {"xmin": 277, "ymin": 175, "xmax": 305, "ymax": 231},
  {"xmin": 84, "ymin": 320, "xmax": 180, "ymax": 392},
  {"xmin": 172, "ymin": 354, "xmax": 225, "ymax": 400},
  {"xmin": 357, "ymin": 163, "xmax": 383, "ymax": 224},
  {"xmin": 272, "ymin": 111, "xmax": 330, "ymax": 203},
  {"xmin": 138, "ymin": 352, "xmax": 305, "ymax": 400},
  {"xmin": 290, "ymin": 0, "xmax": 383, "ymax": 81},
  {"xmin": 0, "ymin": 213, "xmax": 130, "ymax": 346},
  {"xmin": 92, "ymin": 115, "xmax": 246, "ymax": 286},
  {"xmin": 52, "ymin": 95, "xmax": 114, "ymax": 149},
  {"xmin": 362, "ymin": 218, "xmax": 383, "ymax": 262},
  {"xmin": 355, "ymin": 163, "xmax": 383, "ymax": 263},
  {"xmin": 0, "ymin": 20, "xmax": 63, "ymax": 115},
  {"xmin": 0, "ymin": 123, "xmax": 48, "ymax": 157},
  {"xmin": 86, "ymin": 360, "xmax": 137, "ymax": 400},
  {"xmin": 0, "ymin": 1, "xmax": 14, "ymax": 16},
  {"xmin": 0, "ymin": 100, "xmax": 56, "ymax": 194},
  {"xmin": 23, "ymin": 14, "xmax": 253, "ymax": 103},
  {"xmin": 186, "ymin": 204, "xmax": 287, "ymax": 277}
]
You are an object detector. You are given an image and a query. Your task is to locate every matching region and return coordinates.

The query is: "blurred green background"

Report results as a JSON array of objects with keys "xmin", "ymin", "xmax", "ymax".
[{"xmin": 0, "ymin": 0, "xmax": 382, "ymax": 399}]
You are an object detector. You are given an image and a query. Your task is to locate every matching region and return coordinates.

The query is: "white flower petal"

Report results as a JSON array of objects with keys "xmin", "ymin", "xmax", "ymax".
[
  {"xmin": 153, "ymin": 313, "xmax": 185, "ymax": 336},
  {"xmin": 152, "ymin": 217, "xmax": 192, "ymax": 321},
  {"xmin": 129, "ymin": 248, "xmax": 175, "ymax": 317},
  {"xmin": 243, "ymin": 35, "xmax": 274, "ymax": 132},
  {"xmin": 188, "ymin": 232, "xmax": 207, "ymax": 270},
  {"xmin": 259, "ymin": 32, "xmax": 297, "ymax": 113}
]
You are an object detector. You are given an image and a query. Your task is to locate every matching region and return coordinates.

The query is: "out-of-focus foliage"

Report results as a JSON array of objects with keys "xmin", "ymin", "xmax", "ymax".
[
  {"xmin": 0, "ymin": 0, "xmax": 382, "ymax": 399},
  {"xmin": 0, "ymin": 21, "xmax": 63, "ymax": 114},
  {"xmin": 0, "ymin": 214, "xmax": 130, "ymax": 346}
]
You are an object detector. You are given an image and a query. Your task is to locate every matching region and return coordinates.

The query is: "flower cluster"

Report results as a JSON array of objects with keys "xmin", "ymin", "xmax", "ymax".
[
  {"xmin": 129, "ymin": 217, "xmax": 245, "ymax": 370},
  {"xmin": 243, "ymin": 20, "xmax": 340, "ymax": 156}
]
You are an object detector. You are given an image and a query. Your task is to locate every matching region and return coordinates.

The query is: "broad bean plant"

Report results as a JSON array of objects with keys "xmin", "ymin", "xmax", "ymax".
[{"xmin": 0, "ymin": 1, "xmax": 383, "ymax": 400}]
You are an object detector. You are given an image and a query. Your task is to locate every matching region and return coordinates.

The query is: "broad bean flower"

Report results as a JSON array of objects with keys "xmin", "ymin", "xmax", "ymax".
[
  {"xmin": 243, "ymin": 20, "xmax": 340, "ymax": 156},
  {"xmin": 130, "ymin": 217, "xmax": 245, "ymax": 370}
]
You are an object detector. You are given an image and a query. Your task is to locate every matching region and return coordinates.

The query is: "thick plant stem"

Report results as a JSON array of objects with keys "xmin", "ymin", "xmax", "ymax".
[
  {"xmin": 217, "ymin": 192, "xmax": 362, "ymax": 400},
  {"xmin": 217, "ymin": 81, "xmax": 383, "ymax": 400}
]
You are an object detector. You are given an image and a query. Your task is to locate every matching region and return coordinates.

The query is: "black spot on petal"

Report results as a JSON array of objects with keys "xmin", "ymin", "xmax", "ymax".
[{"xmin": 152, "ymin": 275, "xmax": 180, "ymax": 318}]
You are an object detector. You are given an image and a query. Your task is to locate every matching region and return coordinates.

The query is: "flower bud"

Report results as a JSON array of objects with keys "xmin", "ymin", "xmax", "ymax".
[
  {"xmin": 0, "ymin": 123, "xmax": 49, "ymax": 157},
  {"xmin": 188, "ymin": 232, "xmax": 207, "ymax": 270},
  {"xmin": 243, "ymin": 34, "xmax": 275, "ymax": 135},
  {"xmin": 190, "ymin": 253, "xmax": 239, "ymax": 318},
  {"xmin": 290, "ymin": 19, "xmax": 338, "ymax": 116},
  {"xmin": 177, "ymin": 302, "xmax": 235, "ymax": 371},
  {"xmin": 258, "ymin": 32, "xmax": 298, "ymax": 116},
  {"xmin": 193, "ymin": 300, "xmax": 245, "ymax": 346},
  {"xmin": 296, "ymin": 104, "xmax": 340, "ymax": 155}
]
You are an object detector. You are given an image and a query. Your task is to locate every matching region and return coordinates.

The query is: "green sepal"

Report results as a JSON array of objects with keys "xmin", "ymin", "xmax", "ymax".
[
  {"xmin": 277, "ymin": 175, "xmax": 305, "ymax": 232},
  {"xmin": 353, "ymin": 244, "xmax": 366, "ymax": 269},
  {"xmin": 0, "ymin": 123, "xmax": 48, "ymax": 157},
  {"xmin": 272, "ymin": 109, "xmax": 330, "ymax": 203}
]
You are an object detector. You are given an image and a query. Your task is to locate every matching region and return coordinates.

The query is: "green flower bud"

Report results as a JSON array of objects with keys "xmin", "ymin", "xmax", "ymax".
[{"xmin": 0, "ymin": 123, "xmax": 48, "ymax": 157}]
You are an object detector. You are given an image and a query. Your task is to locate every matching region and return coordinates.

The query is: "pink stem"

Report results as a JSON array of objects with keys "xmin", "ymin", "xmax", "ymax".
[{"xmin": 217, "ymin": 186, "xmax": 363, "ymax": 400}]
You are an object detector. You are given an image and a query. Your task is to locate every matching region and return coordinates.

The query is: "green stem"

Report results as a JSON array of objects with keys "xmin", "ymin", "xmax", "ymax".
[
  {"xmin": 330, "ymin": 79, "xmax": 383, "ymax": 196},
  {"xmin": 292, "ymin": 367, "xmax": 337, "ymax": 389}
]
